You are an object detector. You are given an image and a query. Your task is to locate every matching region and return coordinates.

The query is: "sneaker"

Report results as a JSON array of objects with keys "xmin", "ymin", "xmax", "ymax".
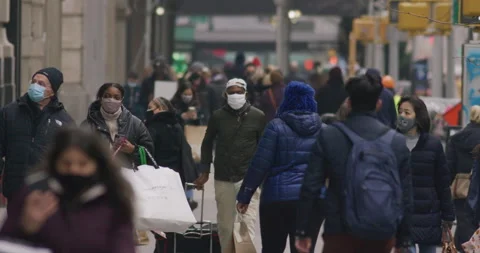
[{"xmin": 189, "ymin": 200, "xmax": 198, "ymax": 210}]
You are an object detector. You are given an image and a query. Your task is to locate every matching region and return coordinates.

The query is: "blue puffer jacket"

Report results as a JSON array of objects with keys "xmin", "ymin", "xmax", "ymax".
[
  {"xmin": 410, "ymin": 133, "xmax": 455, "ymax": 244},
  {"xmin": 237, "ymin": 111, "xmax": 324, "ymax": 204}
]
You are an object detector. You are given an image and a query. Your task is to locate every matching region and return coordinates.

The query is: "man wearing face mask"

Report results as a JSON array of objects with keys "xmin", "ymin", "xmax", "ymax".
[
  {"xmin": 196, "ymin": 78, "xmax": 266, "ymax": 253},
  {"xmin": 0, "ymin": 67, "xmax": 74, "ymax": 209}
]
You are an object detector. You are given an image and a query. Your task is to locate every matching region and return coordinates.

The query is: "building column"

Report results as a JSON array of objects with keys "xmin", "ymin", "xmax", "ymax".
[
  {"xmin": 431, "ymin": 35, "xmax": 443, "ymax": 97},
  {"xmin": 388, "ymin": 25, "xmax": 399, "ymax": 80},
  {"xmin": 274, "ymin": 0, "xmax": 290, "ymax": 74},
  {"xmin": 21, "ymin": 0, "xmax": 47, "ymax": 94},
  {"xmin": 116, "ymin": 0, "xmax": 127, "ymax": 83},
  {"xmin": 44, "ymin": 0, "xmax": 61, "ymax": 67},
  {"xmin": 61, "ymin": 0, "xmax": 89, "ymax": 123},
  {"xmin": 0, "ymin": 0, "xmax": 15, "ymax": 106}
]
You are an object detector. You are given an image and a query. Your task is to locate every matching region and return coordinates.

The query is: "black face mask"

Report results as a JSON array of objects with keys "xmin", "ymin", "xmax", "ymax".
[
  {"xmin": 54, "ymin": 174, "xmax": 99, "ymax": 198},
  {"xmin": 145, "ymin": 111, "xmax": 154, "ymax": 121}
]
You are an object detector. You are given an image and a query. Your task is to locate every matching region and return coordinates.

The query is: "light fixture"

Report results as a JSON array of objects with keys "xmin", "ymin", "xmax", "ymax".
[
  {"xmin": 288, "ymin": 10, "xmax": 302, "ymax": 20},
  {"xmin": 155, "ymin": 6, "xmax": 165, "ymax": 16}
]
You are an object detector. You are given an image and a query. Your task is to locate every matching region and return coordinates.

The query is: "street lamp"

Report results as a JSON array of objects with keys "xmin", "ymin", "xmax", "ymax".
[
  {"xmin": 288, "ymin": 9, "xmax": 302, "ymax": 24},
  {"xmin": 155, "ymin": 6, "xmax": 165, "ymax": 16}
]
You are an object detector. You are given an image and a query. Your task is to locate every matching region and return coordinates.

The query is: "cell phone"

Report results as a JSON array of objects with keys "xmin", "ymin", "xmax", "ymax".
[
  {"xmin": 113, "ymin": 134, "xmax": 126, "ymax": 147},
  {"xmin": 188, "ymin": 106, "xmax": 196, "ymax": 112}
]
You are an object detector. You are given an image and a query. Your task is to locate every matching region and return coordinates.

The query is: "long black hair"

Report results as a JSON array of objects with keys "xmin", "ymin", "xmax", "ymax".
[
  {"xmin": 39, "ymin": 127, "xmax": 134, "ymax": 220},
  {"xmin": 398, "ymin": 95, "xmax": 431, "ymax": 133},
  {"xmin": 96, "ymin": 83, "xmax": 125, "ymax": 100}
]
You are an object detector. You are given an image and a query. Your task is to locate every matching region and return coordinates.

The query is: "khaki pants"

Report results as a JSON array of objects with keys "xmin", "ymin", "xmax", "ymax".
[{"xmin": 214, "ymin": 180, "xmax": 260, "ymax": 253}]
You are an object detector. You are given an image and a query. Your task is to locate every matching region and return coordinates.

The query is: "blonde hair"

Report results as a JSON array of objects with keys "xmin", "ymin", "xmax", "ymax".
[{"xmin": 471, "ymin": 105, "xmax": 480, "ymax": 124}]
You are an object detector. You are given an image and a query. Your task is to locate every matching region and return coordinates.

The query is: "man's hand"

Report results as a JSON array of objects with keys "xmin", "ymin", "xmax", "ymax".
[
  {"xmin": 193, "ymin": 173, "xmax": 209, "ymax": 189},
  {"xmin": 236, "ymin": 203, "xmax": 249, "ymax": 214},
  {"xmin": 295, "ymin": 237, "xmax": 312, "ymax": 253}
]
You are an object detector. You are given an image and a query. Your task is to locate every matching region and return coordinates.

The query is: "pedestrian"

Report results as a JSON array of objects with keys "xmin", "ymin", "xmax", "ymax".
[
  {"xmin": 81, "ymin": 83, "xmax": 154, "ymax": 169},
  {"xmin": 315, "ymin": 66, "xmax": 348, "ymax": 116},
  {"xmin": 447, "ymin": 105, "xmax": 480, "ymax": 252},
  {"xmin": 145, "ymin": 96, "xmax": 199, "ymax": 209},
  {"xmin": 140, "ymin": 56, "xmax": 173, "ymax": 109},
  {"xmin": 195, "ymin": 78, "xmax": 266, "ymax": 253},
  {"xmin": 258, "ymin": 70, "xmax": 285, "ymax": 122},
  {"xmin": 397, "ymin": 95, "xmax": 455, "ymax": 253},
  {"xmin": 295, "ymin": 74, "xmax": 413, "ymax": 253},
  {"xmin": 171, "ymin": 81, "xmax": 201, "ymax": 126},
  {"xmin": 0, "ymin": 127, "xmax": 136, "ymax": 253},
  {"xmin": 237, "ymin": 81, "xmax": 324, "ymax": 253},
  {"xmin": 123, "ymin": 72, "xmax": 144, "ymax": 120},
  {"xmin": 366, "ymin": 69, "xmax": 397, "ymax": 128},
  {"xmin": 0, "ymin": 67, "xmax": 74, "ymax": 213}
]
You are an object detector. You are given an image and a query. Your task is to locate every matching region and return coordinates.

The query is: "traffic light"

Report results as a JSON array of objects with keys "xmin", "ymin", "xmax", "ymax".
[
  {"xmin": 434, "ymin": 3, "xmax": 452, "ymax": 33},
  {"xmin": 352, "ymin": 16, "xmax": 388, "ymax": 43},
  {"xmin": 398, "ymin": 2, "xmax": 430, "ymax": 32},
  {"xmin": 462, "ymin": 0, "xmax": 480, "ymax": 17}
]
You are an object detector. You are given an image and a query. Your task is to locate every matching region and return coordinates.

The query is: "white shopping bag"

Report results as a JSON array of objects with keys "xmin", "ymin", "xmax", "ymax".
[{"xmin": 122, "ymin": 165, "xmax": 197, "ymax": 233}]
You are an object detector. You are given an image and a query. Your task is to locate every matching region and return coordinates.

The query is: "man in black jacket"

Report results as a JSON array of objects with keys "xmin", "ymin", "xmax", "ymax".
[
  {"xmin": 295, "ymin": 75, "xmax": 413, "ymax": 253},
  {"xmin": 0, "ymin": 67, "xmax": 74, "ymax": 210}
]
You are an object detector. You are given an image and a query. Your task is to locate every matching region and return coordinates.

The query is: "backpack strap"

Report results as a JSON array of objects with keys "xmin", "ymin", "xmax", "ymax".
[
  {"xmin": 378, "ymin": 129, "xmax": 396, "ymax": 146},
  {"xmin": 331, "ymin": 122, "xmax": 364, "ymax": 144}
]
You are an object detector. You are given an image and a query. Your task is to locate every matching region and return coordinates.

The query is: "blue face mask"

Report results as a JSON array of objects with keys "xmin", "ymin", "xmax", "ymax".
[{"xmin": 27, "ymin": 83, "xmax": 46, "ymax": 103}]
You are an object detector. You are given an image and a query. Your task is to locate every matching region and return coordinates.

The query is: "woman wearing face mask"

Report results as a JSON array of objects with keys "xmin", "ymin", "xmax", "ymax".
[
  {"xmin": 171, "ymin": 81, "xmax": 201, "ymax": 126},
  {"xmin": 81, "ymin": 83, "xmax": 154, "ymax": 168},
  {"xmin": 145, "ymin": 97, "xmax": 200, "ymax": 213},
  {"xmin": 0, "ymin": 127, "xmax": 135, "ymax": 253},
  {"xmin": 397, "ymin": 96, "xmax": 455, "ymax": 253}
]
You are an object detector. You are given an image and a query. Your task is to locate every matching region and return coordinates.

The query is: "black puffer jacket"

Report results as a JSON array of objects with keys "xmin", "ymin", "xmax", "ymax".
[
  {"xmin": 0, "ymin": 94, "xmax": 74, "ymax": 199},
  {"xmin": 81, "ymin": 101, "xmax": 154, "ymax": 168},
  {"xmin": 447, "ymin": 123, "xmax": 480, "ymax": 184},
  {"xmin": 145, "ymin": 111, "xmax": 198, "ymax": 184},
  {"xmin": 410, "ymin": 133, "xmax": 455, "ymax": 244}
]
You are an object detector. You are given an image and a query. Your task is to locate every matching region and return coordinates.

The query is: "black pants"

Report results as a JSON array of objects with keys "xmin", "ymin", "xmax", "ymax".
[
  {"xmin": 260, "ymin": 200, "xmax": 323, "ymax": 253},
  {"xmin": 454, "ymin": 199, "xmax": 477, "ymax": 253}
]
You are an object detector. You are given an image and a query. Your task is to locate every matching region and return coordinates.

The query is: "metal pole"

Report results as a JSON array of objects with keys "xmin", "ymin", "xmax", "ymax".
[
  {"xmin": 274, "ymin": 0, "xmax": 290, "ymax": 74},
  {"xmin": 161, "ymin": 0, "xmax": 176, "ymax": 64},
  {"xmin": 365, "ymin": 0, "xmax": 375, "ymax": 68},
  {"xmin": 431, "ymin": 35, "xmax": 443, "ymax": 97},
  {"xmin": 446, "ymin": 29, "xmax": 456, "ymax": 98},
  {"xmin": 144, "ymin": 0, "xmax": 152, "ymax": 67},
  {"xmin": 388, "ymin": 25, "xmax": 399, "ymax": 80}
]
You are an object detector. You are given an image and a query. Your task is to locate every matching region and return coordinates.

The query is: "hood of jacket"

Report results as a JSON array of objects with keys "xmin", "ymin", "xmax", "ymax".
[
  {"xmin": 279, "ymin": 111, "xmax": 322, "ymax": 136},
  {"xmin": 146, "ymin": 111, "xmax": 177, "ymax": 125},
  {"xmin": 453, "ymin": 123, "xmax": 480, "ymax": 152}
]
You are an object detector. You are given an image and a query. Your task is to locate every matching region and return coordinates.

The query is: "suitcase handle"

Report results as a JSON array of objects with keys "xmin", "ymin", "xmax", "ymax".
[{"xmin": 185, "ymin": 182, "xmax": 205, "ymax": 223}]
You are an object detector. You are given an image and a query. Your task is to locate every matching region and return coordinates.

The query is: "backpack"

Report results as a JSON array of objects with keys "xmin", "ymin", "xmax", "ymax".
[{"xmin": 332, "ymin": 122, "xmax": 403, "ymax": 239}]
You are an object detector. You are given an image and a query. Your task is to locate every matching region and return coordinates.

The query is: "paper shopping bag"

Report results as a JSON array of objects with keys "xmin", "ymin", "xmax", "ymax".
[
  {"xmin": 233, "ymin": 219, "xmax": 256, "ymax": 253},
  {"xmin": 463, "ymin": 228, "xmax": 480, "ymax": 253},
  {"xmin": 122, "ymin": 165, "xmax": 197, "ymax": 233}
]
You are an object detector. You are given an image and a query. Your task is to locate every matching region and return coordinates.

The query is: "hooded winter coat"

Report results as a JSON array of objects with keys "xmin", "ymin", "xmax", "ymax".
[
  {"xmin": 315, "ymin": 67, "xmax": 348, "ymax": 116},
  {"xmin": 81, "ymin": 101, "xmax": 154, "ymax": 168},
  {"xmin": 237, "ymin": 82, "xmax": 324, "ymax": 204}
]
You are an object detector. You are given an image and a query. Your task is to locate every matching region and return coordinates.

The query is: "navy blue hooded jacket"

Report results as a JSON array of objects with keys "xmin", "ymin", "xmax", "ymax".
[
  {"xmin": 366, "ymin": 69, "xmax": 397, "ymax": 128},
  {"xmin": 237, "ymin": 82, "xmax": 325, "ymax": 204}
]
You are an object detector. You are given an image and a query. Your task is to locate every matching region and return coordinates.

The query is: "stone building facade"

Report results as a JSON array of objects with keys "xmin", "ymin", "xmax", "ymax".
[{"xmin": 0, "ymin": 0, "xmax": 129, "ymax": 123}]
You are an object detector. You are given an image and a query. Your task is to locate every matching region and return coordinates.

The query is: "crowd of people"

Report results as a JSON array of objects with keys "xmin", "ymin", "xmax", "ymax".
[{"xmin": 0, "ymin": 51, "xmax": 479, "ymax": 253}]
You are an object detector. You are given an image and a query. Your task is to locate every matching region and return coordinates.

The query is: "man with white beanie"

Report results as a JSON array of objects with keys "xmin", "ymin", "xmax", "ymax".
[{"xmin": 196, "ymin": 78, "xmax": 266, "ymax": 253}]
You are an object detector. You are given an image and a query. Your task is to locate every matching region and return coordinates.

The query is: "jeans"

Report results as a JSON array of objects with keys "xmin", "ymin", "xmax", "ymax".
[
  {"xmin": 408, "ymin": 244, "xmax": 437, "ymax": 253},
  {"xmin": 185, "ymin": 189, "xmax": 194, "ymax": 201},
  {"xmin": 454, "ymin": 199, "xmax": 477, "ymax": 253},
  {"xmin": 260, "ymin": 201, "xmax": 323, "ymax": 253}
]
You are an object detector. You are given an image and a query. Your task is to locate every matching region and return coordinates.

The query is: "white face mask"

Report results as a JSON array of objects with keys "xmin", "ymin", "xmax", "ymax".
[{"xmin": 227, "ymin": 94, "xmax": 246, "ymax": 110}]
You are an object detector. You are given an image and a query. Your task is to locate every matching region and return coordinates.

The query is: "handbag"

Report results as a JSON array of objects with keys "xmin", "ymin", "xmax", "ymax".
[
  {"xmin": 442, "ymin": 224, "xmax": 458, "ymax": 253},
  {"xmin": 451, "ymin": 172, "xmax": 472, "ymax": 199},
  {"xmin": 463, "ymin": 227, "xmax": 480, "ymax": 253}
]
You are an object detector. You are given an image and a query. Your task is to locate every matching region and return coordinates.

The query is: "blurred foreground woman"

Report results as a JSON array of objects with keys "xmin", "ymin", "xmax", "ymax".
[{"xmin": 0, "ymin": 127, "xmax": 135, "ymax": 253}]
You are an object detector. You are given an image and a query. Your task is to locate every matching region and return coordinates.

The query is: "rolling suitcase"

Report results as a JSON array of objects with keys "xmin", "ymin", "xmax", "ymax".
[{"xmin": 154, "ymin": 183, "xmax": 221, "ymax": 253}]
